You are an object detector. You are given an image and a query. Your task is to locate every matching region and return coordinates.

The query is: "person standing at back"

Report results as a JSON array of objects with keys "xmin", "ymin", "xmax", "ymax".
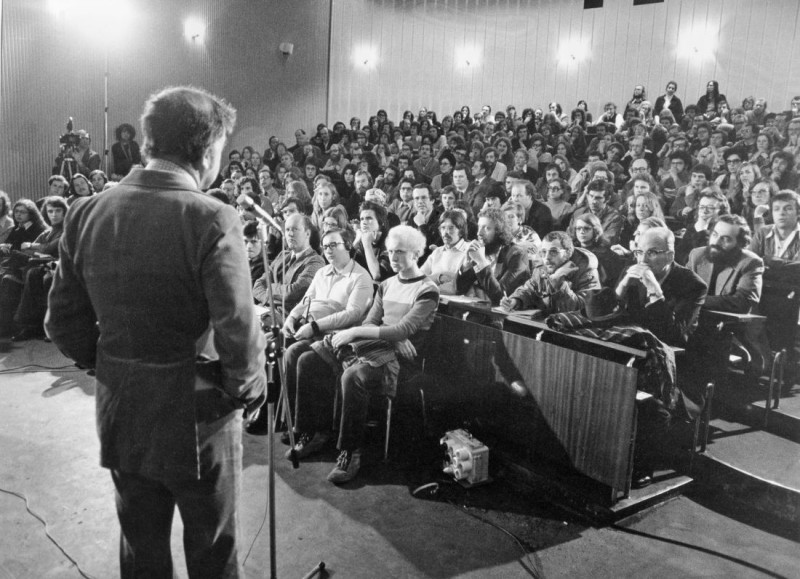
[{"xmin": 46, "ymin": 86, "xmax": 267, "ymax": 578}]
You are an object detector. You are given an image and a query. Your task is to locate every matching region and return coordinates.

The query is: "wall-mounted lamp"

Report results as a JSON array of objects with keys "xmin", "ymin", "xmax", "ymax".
[
  {"xmin": 353, "ymin": 45, "xmax": 377, "ymax": 70},
  {"xmin": 677, "ymin": 28, "xmax": 716, "ymax": 59},
  {"xmin": 184, "ymin": 17, "xmax": 205, "ymax": 44},
  {"xmin": 558, "ymin": 40, "xmax": 588, "ymax": 63},
  {"xmin": 455, "ymin": 44, "xmax": 482, "ymax": 70},
  {"xmin": 279, "ymin": 42, "xmax": 294, "ymax": 56}
]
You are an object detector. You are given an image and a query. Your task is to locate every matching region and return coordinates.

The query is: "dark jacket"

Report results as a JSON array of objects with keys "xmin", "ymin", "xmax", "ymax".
[
  {"xmin": 456, "ymin": 243, "xmax": 530, "ymax": 305},
  {"xmin": 618, "ymin": 262, "xmax": 708, "ymax": 347},
  {"xmin": 45, "ymin": 168, "xmax": 267, "ymax": 480},
  {"xmin": 687, "ymin": 247, "xmax": 763, "ymax": 313}
]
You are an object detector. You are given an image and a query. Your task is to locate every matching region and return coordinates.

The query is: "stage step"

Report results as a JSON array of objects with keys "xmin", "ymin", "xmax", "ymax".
[
  {"xmin": 713, "ymin": 371, "xmax": 800, "ymax": 443},
  {"xmin": 696, "ymin": 418, "xmax": 800, "ymax": 525}
]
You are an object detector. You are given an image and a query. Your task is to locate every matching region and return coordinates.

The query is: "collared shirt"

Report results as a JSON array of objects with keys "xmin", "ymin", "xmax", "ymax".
[
  {"xmin": 768, "ymin": 224, "xmax": 800, "ymax": 259},
  {"xmin": 145, "ymin": 158, "xmax": 199, "ymax": 189},
  {"xmin": 286, "ymin": 259, "xmax": 373, "ymax": 333},
  {"xmin": 420, "ymin": 238, "xmax": 469, "ymax": 295}
]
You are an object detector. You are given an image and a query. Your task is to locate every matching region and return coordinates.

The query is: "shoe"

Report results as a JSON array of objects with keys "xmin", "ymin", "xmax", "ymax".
[
  {"xmin": 327, "ymin": 449, "xmax": 361, "ymax": 484},
  {"xmin": 285, "ymin": 431, "xmax": 330, "ymax": 460},
  {"xmin": 245, "ymin": 408, "xmax": 270, "ymax": 435},
  {"xmin": 12, "ymin": 328, "xmax": 43, "ymax": 342},
  {"xmin": 280, "ymin": 430, "xmax": 292, "ymax": 445},
  {"xmin": 631, "ymin": 470, "xmax": 653, "ymax": 489}
]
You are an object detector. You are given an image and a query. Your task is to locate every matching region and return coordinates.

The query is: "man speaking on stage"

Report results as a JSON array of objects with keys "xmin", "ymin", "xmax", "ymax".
[{"xmin": 45, "ymin": 86, "xmax": 267, "ymax": 578}]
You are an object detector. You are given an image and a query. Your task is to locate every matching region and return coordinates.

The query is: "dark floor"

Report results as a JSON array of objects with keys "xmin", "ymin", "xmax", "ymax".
[{"xmin": 1, "ymin": 340, "xmax": 797, "ymax": 579}]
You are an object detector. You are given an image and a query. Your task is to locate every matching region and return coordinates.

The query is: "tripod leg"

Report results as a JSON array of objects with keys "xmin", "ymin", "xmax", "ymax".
[
  {"xmin": 276, "ymin": 358, "xmax": 299, "ymax": 468},
  {"xmin": 266, "ymin": 403, "xmax": 278, "ymax": 579}
]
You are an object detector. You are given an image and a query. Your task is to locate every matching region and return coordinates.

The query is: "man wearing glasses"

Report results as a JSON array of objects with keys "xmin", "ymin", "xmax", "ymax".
[
  {"xmin": 714, "ymin": 148, "xmax": 744, "ymax": 200},
  {"xmin": 501, "ymin": 231, "xmax": 600, "ymax": 315},
  {"xmin": 615, "ymin": 227, "xmax": 707, "ymax": 347}
]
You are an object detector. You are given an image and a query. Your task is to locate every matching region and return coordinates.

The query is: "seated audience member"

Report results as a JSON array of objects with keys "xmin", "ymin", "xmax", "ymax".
[
  {"xmin": 456, "ymin": 207, "xmax": 530, "ymax": 305},
  {"xmin": 89, "ymin": 169, "xmax": 108, "ymax": 193},
  {"xmin": 567, "ymin": 180, "xmax": 624, "ymax": 245},
  {"xmin": 364, "ymin": 188, "xmax": 400, "ymax": 229},
  {"xmin": 388, "ymin": 178, "xmax": 415, "ymax": 224},
  {"xmin": 252, "ymin": 226, "xmax": 374, "ymax": 437},
  {"xmin": 354, "ymin": 200, "xmax": 393, "ymax": 283},
  {"xmin": 481, "ymin": 183, "xmax": 507, "ymax": 211},
  {"xmin": 748, "ymin": 190, "xmax": 800, "ymax": 386},
  {"xmin": 253, "ymin": 214, "xmax": 325, "ymax": 323},
  {"xmin": 0, "ymin": 196, "xmax": 66, "ymax": 340},
  {"xmin": 769, "ymin": 150, "xmax": 799, "ymax": 191},
  {"xmin": 687, "ymin": 215, "xmax": 764, "ymax": 313},
  {"xmin": 243, "ymin": 221, "xmax": 265, "ymax": 287},
  {"xmin": 320, "ymin": 205, "xmax": 351, "ymax": 236},
  {"xmin": 431, "ymin": 152, "xmax": 456, "ymax": 194},
  {"xmin": 0, "ymin": 192, "xmax": 13, "ymax": 244},
  {"xmin": 409, "ymin": 183, "xmax": 442, "ymax": 263},
  {"xmin": 675, "ymin": 187, "xmax": 730, "ymax": 264},
  {"xmin": 288, "ymin": 226, "xmax": 439, "ymax": 483},
  {"xmin": 501, "ymin": 230, "xmax": 601, "ymax": 314},
  {"xmin": 660, "ymin": 150, "xmax": 692, "ymax": 200},
  {"xmin": 749, "ymin": 190, "xmax": 800, "ymax": 265},
  {"xmin": 0, "ymin": 199, "xmax": 47, "ymax": 259},
  {"xmin": 573, "ymin": 212, "xmax": 625, "ymax": 287},
  {"xmin": 66, "ymin": 173, "xmax": 96, "ymax": 205},
  {"xmin": 420, "ymin": 210, "xmax": 470, "ymax": 295},
  {"xmin": 467, "ymin": 160, "xmax": 496, "ymax": 214},
  {"xmin": 615, "ymin": 227, "xmax": 708, "ymax": 347},
  {"xmin": 668, "ymin": 164, "xmax": 712, "ymax": 224},
  {"xmin": 610, "ymin": 216, "xmax": 669, "ymax": 269},
  {"xmin": 259, "ymin": 167, "xmax": 282, "ymax": 209},
  {"xmin": 743, "ymin": 178, "xmax": 779, "ymax": 231},
  {"xmin": 311, "ymin": 180, "xmax": 345, "ymax": 231},
  {"xmin": 510, "ymin": 179, "xmax": 554, "ymax": 236},
  {"xmin": 285, "ymin": 180, "xmax": 314, "ymax": 215},
  {"xmin": 620, "ymin": 187, "xmax": 665, "ymax": 249},
  {"xmin": 502, "ymin": 200, "xmax": 541, "ymax": 266},
  {"xmin": 46, "ymin": 175, "xmax": 70, "ymax": 200},
  {"xmin": 542, "ymin": 177, "xmax": 573, "ymax": 230}
]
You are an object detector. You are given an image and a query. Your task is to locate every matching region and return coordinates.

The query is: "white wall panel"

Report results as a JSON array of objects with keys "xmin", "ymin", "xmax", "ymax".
[{"xmin": 328, "ymin": 0, "xmax": 800, "ymax": 124}]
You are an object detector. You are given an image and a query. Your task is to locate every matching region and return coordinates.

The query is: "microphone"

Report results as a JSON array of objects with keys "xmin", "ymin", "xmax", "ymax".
[{"xmin": 236, "ymin": 194, "xmax": 282, "ymax": 230}]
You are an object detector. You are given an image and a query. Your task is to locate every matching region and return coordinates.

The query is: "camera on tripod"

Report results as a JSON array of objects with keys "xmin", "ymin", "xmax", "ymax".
[{"xmin": 59, "ymin": 117, "xmax": 81, "ymax": 152}]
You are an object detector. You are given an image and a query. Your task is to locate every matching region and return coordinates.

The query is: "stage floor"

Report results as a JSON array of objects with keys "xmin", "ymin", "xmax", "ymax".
[{"xmin": 1, "ymin": 340, "xmax": 796, "ymax": 578}]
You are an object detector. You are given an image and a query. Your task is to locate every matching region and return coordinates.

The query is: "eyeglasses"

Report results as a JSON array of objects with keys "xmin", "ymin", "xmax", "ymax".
[
  {"xmin": 538, "ymin": 248, "xmax": 564, "ymax": 258},
  {"xmin": 321, "ymin": 242, "xmax": 345, "ymax": 250},
  {"xmin": 632, "ymin": 249, "xmax": 669, "ymax": 259},
  {"xmin": 698, "ymin": 205, "xmax": 719, "ymax": 212},
  {"xmin": 547, "ymin": 185, "xmax": 563, "ymax": 191},
  {"xmin": 575, "ymin": 226, "xmax": 593, "ymax": 232},
  {"xmin": 726, "ymin": 158, "xmax": 742, "ymax": 164}
]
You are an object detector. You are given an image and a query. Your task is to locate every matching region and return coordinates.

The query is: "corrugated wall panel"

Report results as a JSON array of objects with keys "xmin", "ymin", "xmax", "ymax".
[{"xmin": 328, "ymin": 0, "xmax": 800, "ymax": 124}]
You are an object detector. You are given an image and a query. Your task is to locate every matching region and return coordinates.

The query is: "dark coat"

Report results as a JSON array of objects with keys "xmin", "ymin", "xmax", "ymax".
[
  {"xmin": 687, "ymin": 247, "xmax": 764, "ymax": 314},
  {"xmin": 45, "ymin": 168, "xmax": 267, "ymax": 480},
  {"xmin": 618, "ymin": 262, "xmax": 708, "ymax": 347}
]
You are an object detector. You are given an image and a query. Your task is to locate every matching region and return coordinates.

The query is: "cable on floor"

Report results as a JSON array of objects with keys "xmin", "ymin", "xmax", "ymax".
[
  {"xmin": 610, "ymin": 523, "xmax": 791, "ymax": 579},
  {"xmin": 0, "ymin": 486, "xmax": 99, "ymax": 579},
  {"xmin": 242, "ymin": 486, "xmax": 269, "ymax": 566},
  {"xmin": 0, "ymin": 364, "xmax": 81, "ymax": 374}
]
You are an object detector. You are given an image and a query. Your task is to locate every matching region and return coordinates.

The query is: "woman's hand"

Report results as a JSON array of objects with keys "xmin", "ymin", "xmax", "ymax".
[{"xmin": 331, "ymin": 328, "xmax": 360, "ymax": 349}]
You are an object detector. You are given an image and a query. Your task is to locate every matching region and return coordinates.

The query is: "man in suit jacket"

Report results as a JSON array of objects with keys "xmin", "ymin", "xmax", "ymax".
[
  {"xmin": 467, "ymin": 160, "xmax": 496, "ymax": 215},
  {"xmin": 45, "ymin": 87, "xmax": 267, "ymax": 577},
  {"xmin": 687, "ymin": 215, "xmax": 764, "ymax": 314},
  {"xmin": 687, "ymin": 214, "xmax": 768, "ymax": 379},
  {"xmin": 616, "ymin": 227, "xmax": 708, "ymax": 348},
  {"xmin": 253, "ymin": 213, "xmax": 325, "ymax": 322},
  {"xmin": 614, "ymin": 226, "xmax": 707, "ymax": 487}
]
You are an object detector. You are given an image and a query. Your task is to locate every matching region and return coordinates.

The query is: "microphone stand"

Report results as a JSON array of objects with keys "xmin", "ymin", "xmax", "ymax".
[{"xmin": 254, "ymin": 215, "xmax": 327, "ymax": 579}]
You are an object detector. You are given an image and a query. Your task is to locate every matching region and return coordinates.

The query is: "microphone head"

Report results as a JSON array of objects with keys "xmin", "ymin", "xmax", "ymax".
[{"xmin": 237, "ymin": 193, "xmax": 255, "ymax": 209}]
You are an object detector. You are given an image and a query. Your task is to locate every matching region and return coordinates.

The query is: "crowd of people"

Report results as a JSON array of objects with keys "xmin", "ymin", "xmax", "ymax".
[{"xmin": 2, "ymin": 82, "xmax": 800, "ymax": 489}]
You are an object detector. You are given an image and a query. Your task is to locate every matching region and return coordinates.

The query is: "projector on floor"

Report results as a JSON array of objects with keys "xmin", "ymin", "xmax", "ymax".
[{"xmin": 441, "ymin": 429, "xmax": 491, "ymax": 487}]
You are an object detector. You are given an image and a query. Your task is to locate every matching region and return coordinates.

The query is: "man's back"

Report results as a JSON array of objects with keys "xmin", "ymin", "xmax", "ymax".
[{"xmin": 48, "ymin": 168, "xmax": 266, "ymax": 479}]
